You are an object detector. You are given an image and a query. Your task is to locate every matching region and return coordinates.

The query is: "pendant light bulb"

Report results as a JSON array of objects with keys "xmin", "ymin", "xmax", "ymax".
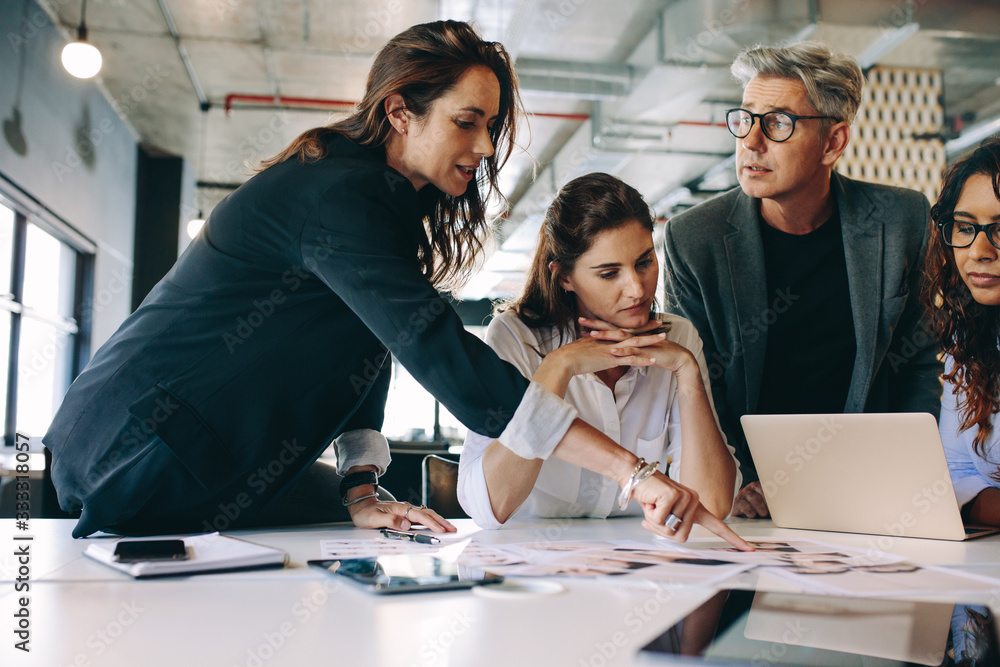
[{"xmin": 62, "ymin": 1, "xmax": 102, "ymax": 79}]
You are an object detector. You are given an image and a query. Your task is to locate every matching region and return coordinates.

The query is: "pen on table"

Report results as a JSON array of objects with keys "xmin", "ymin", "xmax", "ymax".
[{"xmin": 380, "ymin": 528, "xmax": 440, "ymax": 545}]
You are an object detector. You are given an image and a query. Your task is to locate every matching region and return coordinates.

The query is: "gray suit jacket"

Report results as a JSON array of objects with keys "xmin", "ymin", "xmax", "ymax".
[{"xmin": 663, "ymin": 172, "xmax": 942, "ymax": 484}]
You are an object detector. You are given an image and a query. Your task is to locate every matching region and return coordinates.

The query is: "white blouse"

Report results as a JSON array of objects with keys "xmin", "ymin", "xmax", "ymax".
[
  {"xmin": 940, "ymin": 354, "xmax": 1000, "ymax": 507},
  {"xmin": 457, "ymin": 311, "xmax": 740, "ymax": 528}
]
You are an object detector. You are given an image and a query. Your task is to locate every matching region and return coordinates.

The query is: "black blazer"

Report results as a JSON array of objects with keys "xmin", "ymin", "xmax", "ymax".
[{"xmin": 44, "ymin": 134, "xmax": 529, "ymax": 537}]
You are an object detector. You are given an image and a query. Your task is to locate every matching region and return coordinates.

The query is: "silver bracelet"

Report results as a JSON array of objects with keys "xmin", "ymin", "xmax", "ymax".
[
  {"xmin": 343, "ymin": 492, "xmax": 378, "ymax": 507},
  {"xmin": 617, "ymin": 458, "xmax": 660, "ymax": 511},
  {"xmin": 616, "ymin": 458, "xmax": 645, "ymax": 511},
  {"xmin": 633, "ymin": 461, "xmax": 658, "ymax": 487}
]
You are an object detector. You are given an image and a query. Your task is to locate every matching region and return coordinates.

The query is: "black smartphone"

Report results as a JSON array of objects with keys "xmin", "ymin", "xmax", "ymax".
[{"xmin": 113, "ymin": 539, "xmax": 189, "ymax": 563}]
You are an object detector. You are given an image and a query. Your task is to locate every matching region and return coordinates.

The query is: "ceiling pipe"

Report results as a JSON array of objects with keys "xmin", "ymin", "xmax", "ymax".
[
  {"xmin": 155, "ymin": 0, "xmax": 209, "ymax": 111},
  {"xmin": 945, "ymin": 114, "xmax": 1000, "ymax": 158},
  {"xmin": 222, "ymin": 94, "xmax": 728, "ymax": 129},
  {"xmin": 224, "ymin": 94, "xmax": 354, "ymax": 115},
  {"xmin": 223, "ymin": 93, "xmax": 591, "ymax": 122}
]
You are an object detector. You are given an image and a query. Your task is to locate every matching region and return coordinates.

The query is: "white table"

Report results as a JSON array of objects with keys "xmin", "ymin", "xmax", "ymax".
[{"xmin": 2, "ymin": 517, "xmax": 999, "ymax": 666}]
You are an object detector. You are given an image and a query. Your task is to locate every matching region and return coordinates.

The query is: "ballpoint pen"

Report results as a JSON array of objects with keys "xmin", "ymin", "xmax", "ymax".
[{"xmin": 380, "ymin": 528, "xmax": 440, "ymax": 545}]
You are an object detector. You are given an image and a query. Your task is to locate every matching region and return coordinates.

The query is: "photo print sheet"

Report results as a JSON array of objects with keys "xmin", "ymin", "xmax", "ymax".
[{"xmin": 485, "ymin": 540, "xmax": 753, "ymax": 585}]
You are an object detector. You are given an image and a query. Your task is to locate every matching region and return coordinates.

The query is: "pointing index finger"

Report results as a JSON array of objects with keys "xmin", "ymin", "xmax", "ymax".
[{"xmin": 695, "ymin": 507, "xmax": 755, "ymax": 551}]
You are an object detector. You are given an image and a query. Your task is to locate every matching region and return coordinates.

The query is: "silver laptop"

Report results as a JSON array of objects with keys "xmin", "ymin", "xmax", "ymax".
[{"xmin": 741, "ymin": 412, "xmax": 1000, "ymax": 541}]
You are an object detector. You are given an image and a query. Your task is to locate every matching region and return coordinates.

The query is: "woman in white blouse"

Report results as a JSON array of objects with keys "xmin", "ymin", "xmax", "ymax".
[
  {"xmin": 459, "ymin": 173, "xmax": 741, "ymax": 532},
  {"xmin": 924, "ymin": 138, "xmax": 1000, "ymax": 525}
]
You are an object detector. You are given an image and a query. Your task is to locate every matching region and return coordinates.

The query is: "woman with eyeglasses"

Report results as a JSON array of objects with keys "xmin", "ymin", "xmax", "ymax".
[{"xmin": 923, "ymin": 137, "xmax": 1000, "ymax": 526}]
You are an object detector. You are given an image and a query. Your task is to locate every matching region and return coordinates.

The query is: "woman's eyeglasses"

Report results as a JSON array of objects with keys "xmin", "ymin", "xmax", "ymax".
[{"xmin": 938, "ymin": 219, "xmax": 1000, "ymax": 250}]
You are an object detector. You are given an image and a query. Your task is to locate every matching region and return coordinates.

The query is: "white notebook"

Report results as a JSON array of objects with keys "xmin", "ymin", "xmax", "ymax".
[{"xmin": 84, "ymin": 532, "xmax": 287, "ymax": 578}]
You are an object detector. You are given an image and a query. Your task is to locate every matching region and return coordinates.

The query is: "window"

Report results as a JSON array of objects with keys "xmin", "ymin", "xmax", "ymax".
[
  {"xmin": 381, "ymin": 326, "xmax": 487, "ymax": 445},
  {"xmin": 0, "ymin": 194, "xmax": 91, "ymax": 448}
]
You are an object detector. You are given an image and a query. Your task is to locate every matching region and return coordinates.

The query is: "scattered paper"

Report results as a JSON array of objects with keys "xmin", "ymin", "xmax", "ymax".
[{"xmin": 315, "ymin": 535, "xmax": 1000, "ymax": 597}]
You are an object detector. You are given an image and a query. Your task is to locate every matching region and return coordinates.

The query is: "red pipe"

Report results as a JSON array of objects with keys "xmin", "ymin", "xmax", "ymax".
[
  {"xmin": 224, "ymin": 93, "xmax": 591, "ymax": 121},
  {"xmin": 223, "ymin": 94, "xmax": 726, "ymax": 127},
  {"xmin": 224, "ymin": 94, "xmax": 355, "ymax": 114}
]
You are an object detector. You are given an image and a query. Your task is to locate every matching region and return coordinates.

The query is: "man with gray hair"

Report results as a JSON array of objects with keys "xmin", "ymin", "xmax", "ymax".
[{"xmin": 664, "ymin": 42, "xmax": 941, "ymax": 518}]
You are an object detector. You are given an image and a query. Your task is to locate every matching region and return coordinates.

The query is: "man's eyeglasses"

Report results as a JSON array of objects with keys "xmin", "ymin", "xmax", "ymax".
[
  {"xmin": 725, "ymin": 108, "xmax": 840, "ymax": 143},
  {"xmin": 938, "ymin": 219, "xmax": 1000, "ymax": 250}
]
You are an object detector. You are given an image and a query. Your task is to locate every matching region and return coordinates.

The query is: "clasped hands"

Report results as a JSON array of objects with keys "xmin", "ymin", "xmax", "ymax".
[
  {"xmin": 573, "ymin": 315, "xmax": 752, "ymax": 551},
  {"xmin": 551, "ymin": 316, "xmax": 699, "ymax": 380}
]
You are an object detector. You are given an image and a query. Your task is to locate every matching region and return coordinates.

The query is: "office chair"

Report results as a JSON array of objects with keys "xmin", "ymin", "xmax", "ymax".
[{"xmin": 421, "ymin": 454, "xmax": 468, "ymax": 519}]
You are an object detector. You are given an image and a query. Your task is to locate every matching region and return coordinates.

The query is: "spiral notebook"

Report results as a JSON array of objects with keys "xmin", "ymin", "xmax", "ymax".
[{"xmin": 84, "ymin": 532, "xmax": 287, "ymax": 578}]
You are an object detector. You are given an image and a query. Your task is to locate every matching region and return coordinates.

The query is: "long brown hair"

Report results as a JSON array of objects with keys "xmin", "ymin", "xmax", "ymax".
[
  {"xmin": 923, "ymin": 137, "xmax": 1000, "ymax": 470},
  {"xmin": 501, "ymin": 173, "xmax": 659, "ymax": 339},
  {"xmin": 260, "ymin": 20, "xmax": 523, "ymax": 293}
]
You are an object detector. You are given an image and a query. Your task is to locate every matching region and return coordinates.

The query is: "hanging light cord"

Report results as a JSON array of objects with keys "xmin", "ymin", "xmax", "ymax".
[
  {"xmin": 78, "ymin": 0, "xmax": 89, "ymax": 39},
  {"xmin": 197, "ymin": 109, "xmax": 208, "ymax": 217}
]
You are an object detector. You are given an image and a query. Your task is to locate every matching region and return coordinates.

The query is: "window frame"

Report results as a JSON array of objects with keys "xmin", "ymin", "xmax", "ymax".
[{"xmin": 0, "ymin": 176, "xmax": 94, "ymax": 449}]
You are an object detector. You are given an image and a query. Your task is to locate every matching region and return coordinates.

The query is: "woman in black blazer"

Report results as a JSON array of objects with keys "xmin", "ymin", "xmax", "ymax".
[{"xmin": 44, "ymin": 21, "xmax": 748, "ymax": 548}]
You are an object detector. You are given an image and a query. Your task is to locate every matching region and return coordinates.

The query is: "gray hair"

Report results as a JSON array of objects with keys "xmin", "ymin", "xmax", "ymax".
[{"xmin": 731, "ymin": 42, "xmax": 864, "ymax": 126}]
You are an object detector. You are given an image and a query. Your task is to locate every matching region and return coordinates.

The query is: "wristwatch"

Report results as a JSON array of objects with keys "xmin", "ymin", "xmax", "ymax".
[{"xmin": 339, "ymin": 470, "xmax": 378, "ymax": 502}]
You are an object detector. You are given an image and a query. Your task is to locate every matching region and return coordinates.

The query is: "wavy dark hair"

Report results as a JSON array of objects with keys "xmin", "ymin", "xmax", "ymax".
[
  {"xmin": 259, "ymin": 20, "xmax": 523, "ymax": 293},
  {"xmin": 922, "ymin": 137, "xmax": 1000, "ymax": 473},
  {"xmin": 500, "ymin": 172, "xmax": 661, "ymax": 341}
]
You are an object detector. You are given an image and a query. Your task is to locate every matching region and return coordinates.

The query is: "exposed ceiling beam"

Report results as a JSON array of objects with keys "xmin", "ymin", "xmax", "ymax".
[
  {"xmin": 516, "ymin": 58, "xmax": 636, "ymax": 100},
  {"xmin": 945, "ymin": 115, "xmax": 1000, "ymax": 158}
]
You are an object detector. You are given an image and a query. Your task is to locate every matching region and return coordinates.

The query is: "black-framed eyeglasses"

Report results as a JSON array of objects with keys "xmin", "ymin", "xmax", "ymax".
[
  {"xmin": 938, "ymin": 219, "xmax": 1000, "ymax": 250},
  {"xmin": 725, "ymin": 108, "xmax": 840, "ymax": 143}
]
